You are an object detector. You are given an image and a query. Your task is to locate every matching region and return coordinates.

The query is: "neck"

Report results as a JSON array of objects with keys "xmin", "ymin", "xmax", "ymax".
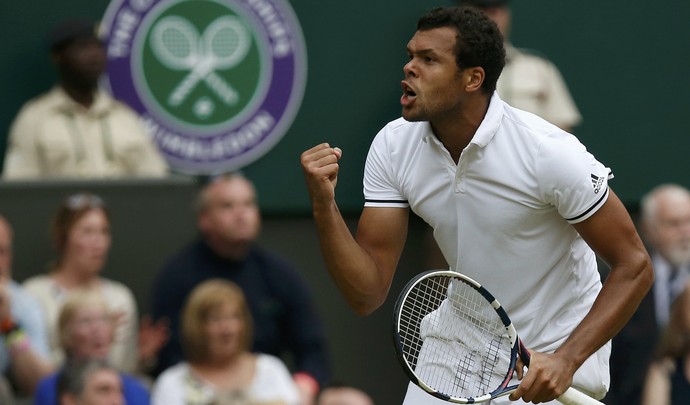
[
  {"xmin": 432, "ymin": 94, "xmax": 491, "ymax": 163},
  {"xmin": 52, "ymin": 264, "xmax": 99, "ymax": 289},
  {"xmin": 193, "ymin": 351, "xmax": 247, "ymax": 372},
  {"xmin": 60, "ymin": 82, "xmax": 97, "ymax": 108},
  {"xmin": 205, "ymin": 238, "xmax": 251, "ymax": 261}
]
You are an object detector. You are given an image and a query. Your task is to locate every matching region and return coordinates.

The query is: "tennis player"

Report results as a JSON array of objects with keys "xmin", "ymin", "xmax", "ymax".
[{"xmin": 301, "ymin": 6, "xmax": 653, "ymax": 405}]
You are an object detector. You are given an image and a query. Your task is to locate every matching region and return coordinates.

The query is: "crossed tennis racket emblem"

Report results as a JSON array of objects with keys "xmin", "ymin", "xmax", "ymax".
[{"xmin": 150, "ymin": 15, "xmax": 250, "ymax": 108}]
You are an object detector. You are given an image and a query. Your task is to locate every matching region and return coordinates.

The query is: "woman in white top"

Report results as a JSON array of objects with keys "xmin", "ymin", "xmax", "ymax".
[
  {"xmin": 152, "ymin": 279, "xmax": 300, "ymax": 405},
  {"xmin": 23, "ymin": 192, "xmax": 164, "ymax": 374}
]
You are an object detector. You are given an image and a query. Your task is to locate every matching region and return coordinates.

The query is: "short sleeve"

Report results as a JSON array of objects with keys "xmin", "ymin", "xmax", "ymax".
[
  {"xmin": 363, "ymin": 128, "xmax": 409, "ymax": 208},
  {"xmin": 537, "ymin": 132, "xmax": 612, "ymax": 224},
  {"xmin": 253, "ymin": 355, "xmax": 301, "ymax": 405}
]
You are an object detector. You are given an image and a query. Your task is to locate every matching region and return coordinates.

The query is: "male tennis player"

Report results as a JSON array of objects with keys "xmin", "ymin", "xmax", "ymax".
[{"xmin": 301, "ymin": 6, "xmax": 653, "ymax": 405}]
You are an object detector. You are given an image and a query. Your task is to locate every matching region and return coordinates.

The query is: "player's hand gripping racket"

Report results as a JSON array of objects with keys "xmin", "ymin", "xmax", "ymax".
[{"xmin": 392, "ymin": 270, "xmax": 603, "ymax": 404}]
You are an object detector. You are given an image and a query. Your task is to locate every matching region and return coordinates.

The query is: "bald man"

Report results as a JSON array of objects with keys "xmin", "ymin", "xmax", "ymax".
[{"xmin": 607, "ymin": 184, "xmax": 690, "ymax": 405}]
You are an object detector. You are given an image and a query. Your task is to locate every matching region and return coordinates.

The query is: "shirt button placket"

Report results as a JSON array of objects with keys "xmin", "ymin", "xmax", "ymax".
[{"xmin": 455, "ymin": 147, "xmax": 471, "ymax": 194}]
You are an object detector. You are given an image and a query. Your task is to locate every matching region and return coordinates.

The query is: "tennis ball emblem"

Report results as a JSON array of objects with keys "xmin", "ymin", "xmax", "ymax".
[
  {"xmin": 142, "ymin": 7, "xmax": 259, "ymax": 125},
  {"xmin": 102, "ymin": 0, "xmax": 307, "ymax": 174},
  {"xmin": 151, "ymin": 16, "xmax": 249, "ymax": 108}
]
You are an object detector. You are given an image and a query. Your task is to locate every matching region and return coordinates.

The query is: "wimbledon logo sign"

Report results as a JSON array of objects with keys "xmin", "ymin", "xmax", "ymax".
[{"xmin": 101, "ymin": 0, "xmax": 307, "ymax": 174}]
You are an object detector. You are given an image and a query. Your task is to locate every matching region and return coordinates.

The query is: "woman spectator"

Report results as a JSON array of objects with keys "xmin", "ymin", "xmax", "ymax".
[
  {"xmin": 23, "ymin": 192, "xmax": 165, "ymax": 374},
  {"xmin": 34, "ymin": 290, "xmax": 149, "ymax": 404},
  {"xmin": 151, "ymin": 279, "xmax": 300, "ymax": 405}
]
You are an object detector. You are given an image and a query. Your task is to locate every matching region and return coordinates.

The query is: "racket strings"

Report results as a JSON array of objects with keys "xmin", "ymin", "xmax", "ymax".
[
  {"xmin": 162, "ymin": 27, "xmax": 193, "ymax": 59},
  {"xmin": 211, "ymin": 28, "xmax": 241, "ymax": 57},
  {"xmin": 398, "ymin": 276, "xmax": 512, "ymax": 400},
  {"xmin": 399, "ymin": 276, "xmax": 449, "ymax": 365}
]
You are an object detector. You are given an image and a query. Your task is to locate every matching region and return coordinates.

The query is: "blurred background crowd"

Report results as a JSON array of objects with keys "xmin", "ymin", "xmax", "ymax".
[{"xmin": 0, "ymin": 0, "xmax": 687, "ymax": 404}]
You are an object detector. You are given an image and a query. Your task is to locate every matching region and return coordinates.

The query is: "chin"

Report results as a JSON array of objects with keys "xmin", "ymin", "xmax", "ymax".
[{"xmin": 402, "ymin": 110, "xmax": 424, "ymax": 122}]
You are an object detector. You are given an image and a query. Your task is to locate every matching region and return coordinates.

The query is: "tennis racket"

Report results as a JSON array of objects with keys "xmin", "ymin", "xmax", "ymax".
[{"xmin": 392, "ymin": 270, "xmax": 603, "ymax": 405}]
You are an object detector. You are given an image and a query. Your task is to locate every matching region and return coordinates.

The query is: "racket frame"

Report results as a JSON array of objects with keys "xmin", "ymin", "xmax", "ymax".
[{"xmin": 392, "ymin": 269, "xmax": 521, "ymax": 403}]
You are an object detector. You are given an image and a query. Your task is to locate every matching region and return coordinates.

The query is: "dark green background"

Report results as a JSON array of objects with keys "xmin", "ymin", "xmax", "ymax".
[
  {"xmin": 0, "ymin": 2, "xmax": 687, "ymax": 402},
  {"xmin": 0, "ymin": 0, "xmax": 688, "ymax": 214}
]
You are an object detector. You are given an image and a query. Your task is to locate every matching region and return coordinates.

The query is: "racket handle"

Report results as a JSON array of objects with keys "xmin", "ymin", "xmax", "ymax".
[{"xmin": 558, "ymin": 387, "xmax": 604, "ymax": 405}]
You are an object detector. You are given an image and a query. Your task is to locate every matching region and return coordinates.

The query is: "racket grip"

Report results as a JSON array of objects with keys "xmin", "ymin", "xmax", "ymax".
[{"xmin": 558, "ymin": 387, "xmax": 604, "ymax": 405}]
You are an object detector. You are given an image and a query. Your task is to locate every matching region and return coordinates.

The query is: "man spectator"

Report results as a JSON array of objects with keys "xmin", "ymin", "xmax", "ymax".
[
  {"xmin": 607, "ymin": 184, "xmax": 690, "ymax": 404},
  {"xmin": 0, "ymin": 215, "xmax": 54, "ymax": 396},
  {"xmin": 57, "ymin": 359, "xmax": 125, "ymax": 405},
  {"xmin": 2, "ymin": 18, "xmax": 167, "ymax": 179},
  {"xmin": 151, "ymin": 173, "xmax": 330, "ymax": 404}
]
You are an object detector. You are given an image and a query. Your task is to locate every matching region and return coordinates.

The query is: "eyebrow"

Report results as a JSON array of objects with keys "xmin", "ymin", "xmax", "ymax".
[{"xmin": 407, "ymin": 47, "xmax": 438, "ymax": 57}]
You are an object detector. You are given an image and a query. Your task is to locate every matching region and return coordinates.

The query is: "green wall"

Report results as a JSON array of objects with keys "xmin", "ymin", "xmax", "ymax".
[{"xmin": 1, "ymin": 0, "xmax": 688, "ymax": 214}]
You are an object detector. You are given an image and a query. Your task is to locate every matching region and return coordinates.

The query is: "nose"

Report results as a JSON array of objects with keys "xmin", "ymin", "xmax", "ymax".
[{"xmin": 403, "ymin": 60, "xmax": 417, "ymax": 78}]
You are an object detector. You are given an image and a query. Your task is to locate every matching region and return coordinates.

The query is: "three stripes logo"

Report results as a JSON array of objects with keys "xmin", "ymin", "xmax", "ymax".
[
  {"xmin": 591, "ymin": 174, "xmax": 604, "ymax": 194},
  {"xmin": 102, "ymin": 0, "xmax": 307, "ymax": 174}
]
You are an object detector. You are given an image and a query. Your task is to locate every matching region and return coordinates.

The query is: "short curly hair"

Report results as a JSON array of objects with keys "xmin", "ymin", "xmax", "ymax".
[{"xmin": 417, "ymin": 6, "xmax": 505, "ymax": 94}]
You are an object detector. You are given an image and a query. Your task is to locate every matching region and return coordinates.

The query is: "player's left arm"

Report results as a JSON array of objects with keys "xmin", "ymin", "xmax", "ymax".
[{"xmin": 512, "ymin": 189, "xmax": 654, "ymax": 403}]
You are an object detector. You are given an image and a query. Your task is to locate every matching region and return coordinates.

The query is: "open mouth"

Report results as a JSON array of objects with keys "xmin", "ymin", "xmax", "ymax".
[{"xmin": 402, "ymin": 82, "xmax": 417, "ymax": 97}]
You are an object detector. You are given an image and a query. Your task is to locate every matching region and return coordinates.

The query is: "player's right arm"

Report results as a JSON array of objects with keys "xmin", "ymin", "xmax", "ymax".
[{"xmin": 301, "ymin": 143, "xmax": 408, "ymax": 315}]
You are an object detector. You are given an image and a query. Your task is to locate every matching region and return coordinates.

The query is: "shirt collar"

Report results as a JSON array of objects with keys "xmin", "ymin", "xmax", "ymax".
[
  {"xmin": 469, "ymin": 91, "xmax": 505, "ymax": 148},
  {"xmin": 421, "ymin": 92, "xmax": 506, "ymax": 149},
  {"xmin": 50, "ymin": 86, "xmax": 114, "ymax": 117},
  {"xmin": 653, "ymin": 252, "xmax": 690, "ymax": 278}
]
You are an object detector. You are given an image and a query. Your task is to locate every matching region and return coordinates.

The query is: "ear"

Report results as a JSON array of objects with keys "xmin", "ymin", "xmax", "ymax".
[{"xmin": 464, "ymin": 67, "xmax": 485, "ymax": 93}]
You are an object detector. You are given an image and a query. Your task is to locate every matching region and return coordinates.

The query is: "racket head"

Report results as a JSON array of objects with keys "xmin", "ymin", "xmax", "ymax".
[
  {"xmin": 150, "ymin": 16, "xmax": 200, "ymax": 69},
  {"xmin": 202, "ymin": 16, "xmax": 250, "ymax": 68},
  {"xmin": 392, "ymin": 270, "xmax": 520, "ymax": 403}
]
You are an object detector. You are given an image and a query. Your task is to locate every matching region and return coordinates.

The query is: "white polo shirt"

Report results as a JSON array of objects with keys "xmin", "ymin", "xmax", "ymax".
[{"xmin": 364, "ymin": 93, "xmax": 611, "ymax": 400}]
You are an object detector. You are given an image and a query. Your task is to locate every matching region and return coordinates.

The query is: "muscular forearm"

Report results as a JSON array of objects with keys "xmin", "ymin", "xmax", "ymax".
[
  {"xmin": 512, "ymin": 251, "xmax": 653, "ymax": 403},
  {"xmin": 302, "ymin": 143, "xmax": 407, "ymax": 315},
  {"xmin": 312, "ymin": 202, "xmax": 391, "ymax": 315},
  {"xmin": 555, "ymin": 252, "xmax": 653, "ymax": 374}
]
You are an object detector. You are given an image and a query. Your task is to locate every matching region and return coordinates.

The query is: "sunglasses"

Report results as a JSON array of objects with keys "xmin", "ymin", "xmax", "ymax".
[{"xmin": 64, "ymin": 193, "xmax": 105, "ymax": 210}]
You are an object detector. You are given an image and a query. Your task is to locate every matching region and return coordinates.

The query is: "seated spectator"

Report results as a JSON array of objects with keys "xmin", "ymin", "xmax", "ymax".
[
  {"xmin": 57, "ymin": 358, "xmax": 124, "ymax": 405},
  {"xmin": 0, "ymin": 214, "xmax": 55, "ymax": 396},
  {"xmin": 316, "ymin": 382, "xmax": 374, "ymax": 405},
  {"xmin": 151, "ymin": 279, "xmax": 300, "ymax": 405},
  {"xmin": 2, "ymin": 18, "xmax": 167, "ymax": 179},
  {"xmin": 35, "ymin": 291, "xmax": 149, "ymax": 405},
  {"xmin": 23, "ymin": 192, "xmax": 167, "ymax": 374},
  {"xmin": 641, "ymin": 281, "xmax": 690, "ymax": 405},
  {"xmin": 608, "ymin": 183, "xmax": 690, "ymax": 404},
  {"xmin": 151, "ymin": 173, "xmax": 330, "ymax": 403}
]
